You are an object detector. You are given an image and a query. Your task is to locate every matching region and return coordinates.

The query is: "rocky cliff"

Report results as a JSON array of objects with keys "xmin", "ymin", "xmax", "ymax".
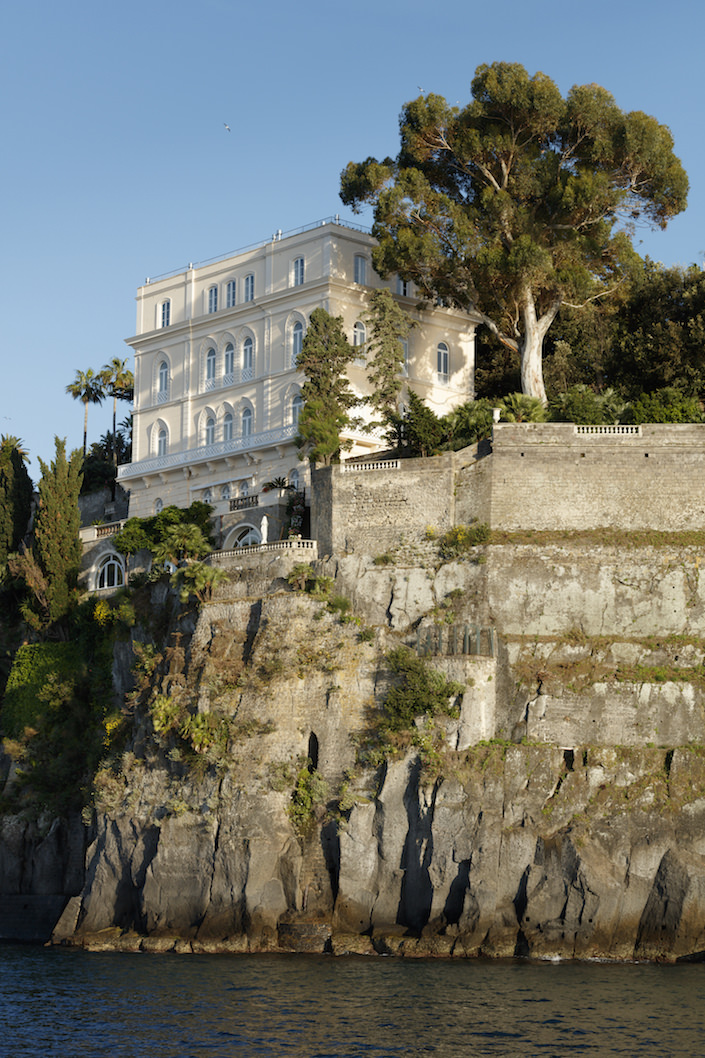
[{"xmin": 5, "ymin": 537, "xmax": 705, "ymax": 961}]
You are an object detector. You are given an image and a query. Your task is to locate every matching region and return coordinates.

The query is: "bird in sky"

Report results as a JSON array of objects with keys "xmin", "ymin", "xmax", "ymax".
[{"xmin": 224, "ymin": 122, "xmax": 231, "ymax": 132}]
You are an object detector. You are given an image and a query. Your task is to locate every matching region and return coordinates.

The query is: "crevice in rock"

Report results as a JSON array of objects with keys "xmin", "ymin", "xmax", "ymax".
[
  {"xmin": 513, "ymin": 865, "xmax": 530, "ymax": 924},
  {"xmin": 242, "ymin": 600, "xmax": 263, "ymax": 664},
  {"xmin": 396, "ymin": 760, "xmax": 439, "ymax": 934},
  {"xmin": 320, "ymin": 819, "xmax": 340, "ymax": 902},
  {"xmin": 442, "ymin": 859, "xmax": 470, "ymax": 926}
]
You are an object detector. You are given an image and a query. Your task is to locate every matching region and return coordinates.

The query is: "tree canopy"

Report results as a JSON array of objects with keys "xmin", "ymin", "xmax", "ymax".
[{"xmin": 340, "ymin": 61, "xmax": 688, "ymax": 403}]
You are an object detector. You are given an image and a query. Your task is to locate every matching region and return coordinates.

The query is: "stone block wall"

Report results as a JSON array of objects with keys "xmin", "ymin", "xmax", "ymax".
[
  {"xmin": 311, "ymin": 455, "xmax": 457, "ymax": 557},
  {"xmin": 485, "ymin": 423, "xmax": 705, "ymax": 531}
]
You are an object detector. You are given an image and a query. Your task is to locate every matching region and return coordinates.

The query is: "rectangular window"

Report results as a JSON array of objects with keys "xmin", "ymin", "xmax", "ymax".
[
  {"xmin": 401, "ymin": 339, "xmax": 409, "ymax": 376},
  {"xmin": 293, "ymin": 257, "xmax": 305, "ymax": 286},
  {"xmin": 397, "ymin": 278, "xmax": 410, "ymax": 297},
  {"xmin": 354, "ymin": 255, "xmax": 367, "ymax": 285},
  {"xmin": 244, "ymin": 274, "xmax": 254, "ymax": 302}
]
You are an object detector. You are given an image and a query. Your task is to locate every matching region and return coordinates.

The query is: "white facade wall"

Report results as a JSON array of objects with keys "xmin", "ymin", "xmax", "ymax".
[{"xmin": 119, "ymin": 220, "xmax": 479, "ymax": 523}]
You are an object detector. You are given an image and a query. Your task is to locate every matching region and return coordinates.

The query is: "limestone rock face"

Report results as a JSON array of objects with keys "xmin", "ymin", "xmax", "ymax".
[{"xmin": 6, "ymin": 540, "xmax": 705, "ymax": 960}]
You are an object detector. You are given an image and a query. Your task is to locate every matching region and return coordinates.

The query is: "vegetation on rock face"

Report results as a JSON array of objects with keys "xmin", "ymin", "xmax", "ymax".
[
  {"xmin": 1, "ymin": 594, "xmax": 118, "ymax": 814},
  {"xmin": 437, "ymin": 522, "xmax": 491, "ymax": 561},
  {"xmin": 383, "ymin": 647, "xmax": 464, "ymax": 732},
  {"xmin": 341, "ymin": 60, "xmax": 688, "ymax": 403},
  {"xmin": 288, "ymin": 760, "xmax": 329, "ymax": 833}
]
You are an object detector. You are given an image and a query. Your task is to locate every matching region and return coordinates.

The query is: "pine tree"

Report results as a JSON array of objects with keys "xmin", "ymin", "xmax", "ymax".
[{"xmin": 296, "ymin": 308, "xmax": 358, "ymax": 465}]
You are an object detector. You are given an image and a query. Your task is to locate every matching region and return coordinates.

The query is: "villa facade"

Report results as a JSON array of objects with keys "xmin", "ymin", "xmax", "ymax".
[{"xmin": 117, "ymin": 218, "xmax": 480, "ymax": 547}]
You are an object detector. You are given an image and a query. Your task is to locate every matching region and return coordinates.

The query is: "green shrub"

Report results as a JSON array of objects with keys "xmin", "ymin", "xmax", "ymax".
[
  {"xmin": 383, "ymin": 647, "xmax": 464, "ymax": 732},
  {"xmin": 288, "ymin": 762, "xmax": 329, "ymax": 832},
  {"xmin": 2, "ymin": 642, "xmax": 82, "ymax": 737}
]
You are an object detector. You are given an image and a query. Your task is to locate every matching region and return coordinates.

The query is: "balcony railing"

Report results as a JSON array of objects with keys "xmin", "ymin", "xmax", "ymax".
[
  {"xmin": 117, "ymin": 425, "xmax": 298, "ymax": 480},
  {"xmin": 229, "ymin": 495, "xmax": 259, "ymax": 511}
]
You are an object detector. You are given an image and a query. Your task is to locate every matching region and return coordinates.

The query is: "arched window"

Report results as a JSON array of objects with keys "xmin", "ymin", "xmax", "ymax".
[
  {"xmin": 235, "ymin": 525, "xmax": 260, "ymax": 547},
  {"xmin": 208, "ymin": 285, "xmax": 218, "ymax": 313},
  {"xmin": 354, "ymin": 255, "xmax": 367, "ymax": 285},
  {"xmin": 205, "ymin": 347, "xmax": 216, "ymax": 389},
  {"xmin": 289, "ymin": 468, "xmax": 300, "ymax": 491},
  {"xmin": 157, "ymin": 428, "xmax": 168, "ymax": 458},
  {"xmin": 203, "ymin": 488, "xmax": 212, "ymax": 503},
  {"xmin": 221, "ymin": 483, "xmax": 231, "ymax": 501},
  {"xmin": 226, "ymin": 280, "xmax": 236, "ymax": 308},
  {"xmin": 223, "ymin": 411, "xmax": 233, "ymax": 442},
  {"xmin": 154, "ymin": 497, "xmax": 163, "ymax": 514},
  {"xmin": 292, "ymin": 320, "xmax": 303, "ymax": 367},
  {"xmin": 97, "ymin": 553, "xmax": 125, "ymax": 590},
  {"xmin": 242, "ymin": 337, "xmax": 254, "ymax": 381},
  {"xmin": 224, "ymin": 343, "xmax": 234, "ymax": 382},
  {"xmin": 244, "ymin": 274, "xmax": 254, "ymax": 302},
  {"xmin": 160, "ymin": 300, "xmax": 171, "ymax": 328},
  {"xmin": 353, "ymin": 321, "xmax": 366, "ymax": 363},
  {"xmin": 158, "ymin": 360, "xmax": 169, "ymax": 402},
  {"xmin": 242, "ymin": 407, "xmax": 252, "ymax": 437},
  {"xmin": 437, "ymin": 342, "xmax": 450, "ymax": 384},
  {"xmin": 293, "ymin": 257, "xmax": 305, "ymax": 286},
  {"xmin": 239, "ymin": 479, "xmax": 249, "ymax": 497},
  {"xmin": 205, "ymin": 416, "xmax": 215, "ymax": 446},
  {"xmin": 291, "ymin": 393, "xmax": 304, "ymax": 426}
]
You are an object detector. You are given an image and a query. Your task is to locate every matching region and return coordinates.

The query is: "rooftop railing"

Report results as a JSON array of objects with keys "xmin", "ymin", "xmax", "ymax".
[{"xmin": 143, "ymin": 216, "xmax": 372, "ymax": 285}]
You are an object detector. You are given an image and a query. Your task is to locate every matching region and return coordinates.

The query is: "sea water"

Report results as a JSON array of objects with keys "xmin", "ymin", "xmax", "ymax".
[{"xmin": 2, "ymin": 944, "xmax": 704, "ymax": 1057}]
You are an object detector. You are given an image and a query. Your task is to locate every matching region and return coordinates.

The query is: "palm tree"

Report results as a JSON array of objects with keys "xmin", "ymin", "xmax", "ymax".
[
  {"xmin": 100, "ymin": 358, "xmax": 134, "ymax": 469},
  {"xmin": 66, "ymin": 369, "xmax": 105, "ymax": 456},
  {"xmin": 0, "ymin": 434, "xmax": 30, "ymax": 463}
]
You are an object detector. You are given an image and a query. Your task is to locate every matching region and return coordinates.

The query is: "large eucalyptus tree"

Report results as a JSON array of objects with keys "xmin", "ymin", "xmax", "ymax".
[{"xmin": 341, "ymin": 62, "xmax": 688, "ymax": 402}]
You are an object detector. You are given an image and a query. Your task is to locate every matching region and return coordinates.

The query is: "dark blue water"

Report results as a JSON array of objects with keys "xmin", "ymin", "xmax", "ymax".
[{"xmin": 2, "ymin": 945, "xmax": 704, "ymax": 1057}]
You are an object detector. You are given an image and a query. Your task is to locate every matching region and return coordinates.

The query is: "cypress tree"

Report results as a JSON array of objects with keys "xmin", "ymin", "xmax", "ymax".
[
  {"xmin": 11, "ymin": 438, "xmax": 83, "ymax": 633},
  {"xmin": 0, "ymin": 437, "xmax": 33, "ymax": 573},
  {"xmin": 296, "ymin": 308, "xmax": 358, "ymax": 465},
  {"xmin": 363, "ymin": 289, "xmax": 414, "ymax": 426}
]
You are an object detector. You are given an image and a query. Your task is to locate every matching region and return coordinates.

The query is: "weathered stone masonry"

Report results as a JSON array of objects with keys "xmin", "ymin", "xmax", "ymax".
[{"xmin": 312, "ymin": 423, "xmax": 705, "ymax": 556}]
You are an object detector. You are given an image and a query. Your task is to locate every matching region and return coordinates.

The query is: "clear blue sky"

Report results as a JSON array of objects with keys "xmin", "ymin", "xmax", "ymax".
[{"xmin": 2, "ymin": 0, "xmax": 703, "ymax": 480}]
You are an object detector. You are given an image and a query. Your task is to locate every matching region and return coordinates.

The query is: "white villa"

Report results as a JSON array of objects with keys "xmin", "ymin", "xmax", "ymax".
[{"xmin": 112, "ymin": 217, "xmax": 480, "ymax": 552}]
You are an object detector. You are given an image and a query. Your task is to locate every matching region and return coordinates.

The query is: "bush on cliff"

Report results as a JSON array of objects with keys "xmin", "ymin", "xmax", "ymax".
[{"xmin": 383, "ymin": 647, "xmax": 464, "ymax": 732}]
